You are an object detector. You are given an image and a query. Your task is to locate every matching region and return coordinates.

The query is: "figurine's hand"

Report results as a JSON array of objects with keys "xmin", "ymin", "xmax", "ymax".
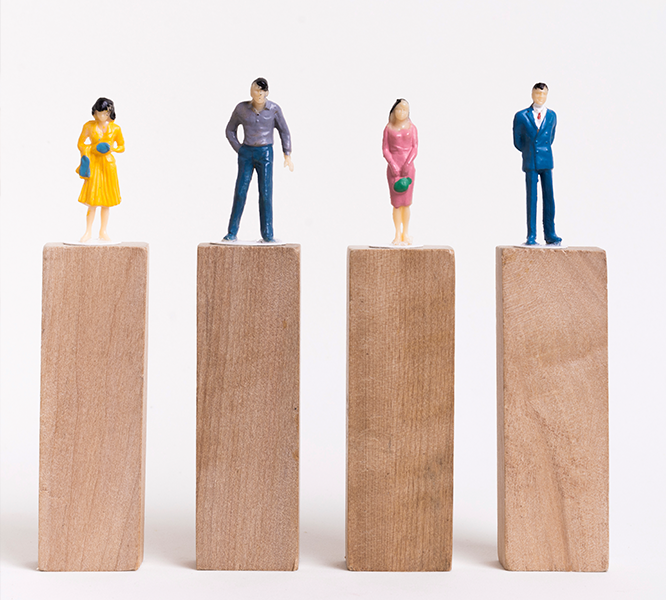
[{"xmin": 284, "ymin": 154, "xmax": 294, "ymax": 172}]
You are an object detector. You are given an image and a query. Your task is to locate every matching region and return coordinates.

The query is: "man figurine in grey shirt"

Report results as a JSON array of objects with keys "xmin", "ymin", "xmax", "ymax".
[{"xmin": 223, "ymin": 77, "xmax": 294, "ymax": 242}]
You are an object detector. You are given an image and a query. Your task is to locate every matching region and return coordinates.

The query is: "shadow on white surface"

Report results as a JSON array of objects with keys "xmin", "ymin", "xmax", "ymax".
[
  {"xmin": 453, "ymin": 527, "xmax": 503, "ymax": 570},
  {"xmin": 0, "ymin": 512, "xmax": 38, "ymax": 570},
  {"xmin": 300, "ymin": 515, "xmax": 346, "ymax": 570},
  {"xmin": 143, "ymin": 510, "xmax": 195, "ymax": 569}
]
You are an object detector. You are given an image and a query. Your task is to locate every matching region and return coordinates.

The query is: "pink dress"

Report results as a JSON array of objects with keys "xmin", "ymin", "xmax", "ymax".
[{"xmin": 383, "ymin": 122, "xmax": 418, "ymax": 208}]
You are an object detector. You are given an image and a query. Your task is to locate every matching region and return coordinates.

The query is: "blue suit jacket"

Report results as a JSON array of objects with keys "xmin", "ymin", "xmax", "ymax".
[{"xmin": 513, "ymin": 106, "xmax": 557, "ymax": 172}]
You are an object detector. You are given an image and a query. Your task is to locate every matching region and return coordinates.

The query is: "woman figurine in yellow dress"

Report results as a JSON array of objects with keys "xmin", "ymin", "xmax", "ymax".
[{"xmin": 76, "ymin": 98, "xmax": 125, "ymax": 242}]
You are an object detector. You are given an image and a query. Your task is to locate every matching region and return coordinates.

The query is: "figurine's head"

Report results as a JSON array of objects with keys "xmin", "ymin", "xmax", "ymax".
[
  {"xmin": 389, "ymin": 99, "xmax": 410, "ymax": 123},
  {"xmin": 250, "ymin": 78, "xmax": 269, "ymax": 109},
  {"xmin": 531, "ymin": 83, "xmax": 548, "ymax": 107},
  {"xmin": 91, "ymin": 97, "xmax": 116, "ymax": 121}
]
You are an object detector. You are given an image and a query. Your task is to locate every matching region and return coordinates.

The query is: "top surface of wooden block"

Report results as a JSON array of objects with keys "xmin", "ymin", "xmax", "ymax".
[
  {"xmin": 348, "ymin": 245, "xmax": 453, "ymax": 251},
  {"xmin": 44, "ymin": 241, "xmax": 148, "ymax": 251},
  {"xmin": 198, "ymin": 242, "xmax": 300, "ymax": 250}
]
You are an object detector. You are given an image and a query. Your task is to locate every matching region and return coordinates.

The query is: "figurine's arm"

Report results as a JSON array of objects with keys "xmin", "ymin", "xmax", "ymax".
[
  {"xmin": 77, "ymin": 123, "xmax": 92, "ymax": 155},
  {"xmin": 404, "ymin": 125, "xmax": 418, "ymax": 171},
  {"xmin": 382, "ymin": 127, "xmax": 400, "ymax": 177},
  {"xmin": 550, "ymin": 113, "xmax": 557, "ymax": 145},
  {"xmin": 274, "ymin": 106, "xmax": 293, "ymax": 171},
  {"xmin": 225, "ymin": 106, "xmax": 242, "ymax": 153},
  {"xmin": 512, "ymin": 113, "xmax": 523, "ymax": 151},
  {"xmin": 113, "ymin": 126, "xmax": 125, "ymax": 153}
]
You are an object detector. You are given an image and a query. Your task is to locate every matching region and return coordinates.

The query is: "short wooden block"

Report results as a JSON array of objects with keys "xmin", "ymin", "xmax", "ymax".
[
  {"xmin": 346, "ymin": 246, "xmax": 455, "ymax": 571},
  {"xmin": 496, "ymin": 246, "xmax": 609, "ymax": 572},
  {"xmin": 196, "ymin": 243, "xmax": 300, "ymax": 571},
  {"xmin": 39, "ymin": 243, "xmax": 148, "ymax": 571}
]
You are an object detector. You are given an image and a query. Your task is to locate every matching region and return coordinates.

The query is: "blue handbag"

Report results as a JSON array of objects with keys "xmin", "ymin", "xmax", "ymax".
[{"xmin": 78, "ymin": 155, "xmax": 91, "ymax": 178}]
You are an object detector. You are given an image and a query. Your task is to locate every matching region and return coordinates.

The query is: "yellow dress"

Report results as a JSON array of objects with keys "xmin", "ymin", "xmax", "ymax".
[{"xmin": 76, "ymin": 120, "xmax": 125, "ymax": 207}]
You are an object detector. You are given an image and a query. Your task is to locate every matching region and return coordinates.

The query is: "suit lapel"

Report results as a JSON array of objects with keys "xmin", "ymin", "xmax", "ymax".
[
  {"xmin": 532, "ymin": 106, "xmax": 551, "ymax": 138},
  {"xmin": 525, "ymin": 107, "xmax": 538, "ymax": 135}
]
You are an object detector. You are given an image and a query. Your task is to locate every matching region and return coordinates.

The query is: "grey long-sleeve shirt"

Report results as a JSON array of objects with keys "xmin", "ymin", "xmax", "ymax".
[{"xmin": 225, "ymin": 100, "xmax": 292, "ymax": 155}]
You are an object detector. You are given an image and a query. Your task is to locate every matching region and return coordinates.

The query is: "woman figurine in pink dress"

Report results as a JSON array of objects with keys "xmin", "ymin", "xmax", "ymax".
[{"xmin": 383, "ymin": 98, "xmax": 418, "ymax": 245}]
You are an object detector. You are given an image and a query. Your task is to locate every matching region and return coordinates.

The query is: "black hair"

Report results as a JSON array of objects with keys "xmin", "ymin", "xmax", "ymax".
[
  {"xmin": 253, "ymin": 78, "xmax": 269, "ymax": 92},
  {"xmin": 389, "ymin": 98, "xmax": 407, "ymax": 118},
  {"xmin": 91, "ymin": 97, "xmax": 116, "ymax": 120},
  {"xmin": 532, "ymin": 82, "xmax": 549, "ymax": 91}
]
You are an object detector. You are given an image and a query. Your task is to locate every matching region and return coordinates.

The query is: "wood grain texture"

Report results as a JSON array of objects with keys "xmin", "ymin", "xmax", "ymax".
[
  {"xmin": 346, "ymin": 246, "xmax": 455, "ymax": 571},
  {"xmin": 39, "ymin": 243, "xmax": 148, "ymax": 571},
  {"xmin": 496, "ymin": 246, "xmax": 608, "ymax": 572},
  {"xmin": 196, "ymin": 243, "xmax": 300, "ymax": 571}
]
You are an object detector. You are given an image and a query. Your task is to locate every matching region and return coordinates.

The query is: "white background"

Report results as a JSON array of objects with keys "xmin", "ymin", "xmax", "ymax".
[{"xmin": 1, "ymin": 0, "xmax": 665, "ymax": 598}]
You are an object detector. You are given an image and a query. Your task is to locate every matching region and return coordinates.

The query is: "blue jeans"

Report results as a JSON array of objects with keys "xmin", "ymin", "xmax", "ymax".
[
  {"xmin": 227, "ymin": 144, "xmax": 274, "ymax": 241},
  {"xmin": 525, "ymin": 169, "xmax": 559, "ymax": 243}
]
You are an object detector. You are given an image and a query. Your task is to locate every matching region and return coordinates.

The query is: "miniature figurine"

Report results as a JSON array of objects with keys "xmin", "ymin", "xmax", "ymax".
[
  {"xmin": 383, "ymin": 99, "xmax": 418, "ymax": 246},
  {"xmin": 223, "ymin": 78, "xmax": 293, "ymax": 243},
  {"xmin": 513, "ymin": 83, "xmax": 562, "ymax": 246},
  {"xmin": 76, "ymin": 98, "xmax": 125, "ymax": 243}
]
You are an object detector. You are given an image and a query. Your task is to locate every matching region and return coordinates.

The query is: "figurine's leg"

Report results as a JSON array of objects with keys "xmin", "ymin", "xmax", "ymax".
[
  {"xmin": 392, "ymin": 208, "xmax": 402, "ymax": 244},
  {"xmin": 401, "ymin": 207, "xmax": 412, "ymax": 244},
  {"xmin": 99, "ymin": 207, "xmax": 111, "ymax": 241},
  {"xmin": 256, "ymin": 145, "xmax": 274, "ymax": 242},
  {"xmin": 540, "ymin": 170, "xmax": 561, "ymax": 244},
  {"xmin": 525, "ymin": 171, "xmax": 538, "ymax": 244},
  {"xmin": 80, "ymin": 205, "xmax": 97, "ymax": 243},
  {"xmin": 226, "ymin": 146, "xmax": 253, "ymax": 240}
]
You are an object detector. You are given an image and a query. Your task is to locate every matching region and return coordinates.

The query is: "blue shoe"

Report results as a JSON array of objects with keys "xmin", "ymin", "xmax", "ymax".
[
  {"xmin": 524, "ymin": 237, "xmax": 537, "ymax": 245},
  {"xmin": 545, "ymin": 235, "xmax": 562, "ymax": 245},
  {"xmin": 262, "ymin": 237, "xmax": 275, "ymax": 243},
  {"xmin": 223, "ymin": 234, "xmax": 237, "ymax": 241}
]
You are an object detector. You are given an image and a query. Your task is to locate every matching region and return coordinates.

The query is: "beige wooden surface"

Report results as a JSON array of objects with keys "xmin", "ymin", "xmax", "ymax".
[
  {"xmin": 496, "ymin": 246, "xmax": 609, "ymax": 572},
  {"xmin": 346, "ymin": 246, "xmax": 455, "ymax": 571},
  {"xmin": 39, "ymin": 243, "xmax": 148, "ymax": 571},
  {"xmin": 196, "ymin": 243, "xmax": 300, "ymax": 571}
]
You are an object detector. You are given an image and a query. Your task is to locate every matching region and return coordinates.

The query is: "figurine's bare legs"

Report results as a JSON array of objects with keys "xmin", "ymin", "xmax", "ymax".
[
  {"xmin": 80, "ymin": 205, "xmax": 112, "ymax": 242},
  {"xmin": 392, "ymin": 206, "xmax": 412, "ymax": 245},
  {"xmin": 99, "ymin": 207, "xmax": 111, "ymax": 241},
  {"xmin": 392, "ymin": 208, "xmax": 402, "ymax": 244},
  {"xmin": 80, "ymin": 205, "xmax": 97, "ymax": 242},
  {"xmin": 401, "ymin": 206, "xmax": 412, "ymax": 244}
]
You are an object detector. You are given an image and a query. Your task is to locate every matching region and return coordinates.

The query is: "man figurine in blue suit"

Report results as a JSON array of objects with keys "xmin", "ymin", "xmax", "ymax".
[{"xmin": 513, "ymin": 83, "xmax": 562, "ymax": 246}]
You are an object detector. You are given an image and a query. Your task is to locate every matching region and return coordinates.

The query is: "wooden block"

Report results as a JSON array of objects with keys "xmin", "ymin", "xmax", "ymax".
[
  {"xmin": 196, "ymin": 243, "xmax": 300, "ymax": 571},
  {"xmin": 496, "ymin": 246, "xmax": 609, "ymax": 572},
  {"xmin": 346, "ymin": 246, "xmax": 455, "ymax": 571},
  {"xmin": 39, "ymin": 243, "xmax": 148, "ymax": 571}
]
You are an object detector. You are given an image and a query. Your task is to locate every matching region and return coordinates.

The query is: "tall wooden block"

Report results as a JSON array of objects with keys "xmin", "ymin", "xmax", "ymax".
[
  {"xmin": 496, "ymin": 246, "xmax": 609, "ymax": 572},
  {"xmin": 39, "ymin": 243, "xmax": 148, "ymax": 571},
  {"xmin": 196, "ymin": 243, "xmax": 300, "ymax": 571},
  {"xmin": 346, "ymin": 246, "xmax": 455, "ymax": 571}
]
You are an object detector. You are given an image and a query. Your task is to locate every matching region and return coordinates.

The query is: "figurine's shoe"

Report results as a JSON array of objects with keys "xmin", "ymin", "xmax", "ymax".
[
  {"xmin": 262, "ymin": 237, "xmax": 276, "ymax": 243},
  {"xmin": 545, "ymin": 235, "xmax": 562, "ymax": 245},
  {"xmin": 524, "ymin": 237, "xmax": 537, "ymax": 245},
  {"xmin": 223, "ymin": 234, "xmax": 237, "ymax": 241}
]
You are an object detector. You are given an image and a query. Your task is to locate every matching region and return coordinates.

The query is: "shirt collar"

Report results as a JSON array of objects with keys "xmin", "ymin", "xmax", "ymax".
[{"xmin": 250, "ymin": 100, "xmax": 270, "ymax": 114}]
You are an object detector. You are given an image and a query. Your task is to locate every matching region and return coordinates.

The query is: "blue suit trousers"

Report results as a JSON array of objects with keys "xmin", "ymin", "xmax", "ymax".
[{"xmin": 525, "ymin": 169, "xmax": 558, "ymax": 244}]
